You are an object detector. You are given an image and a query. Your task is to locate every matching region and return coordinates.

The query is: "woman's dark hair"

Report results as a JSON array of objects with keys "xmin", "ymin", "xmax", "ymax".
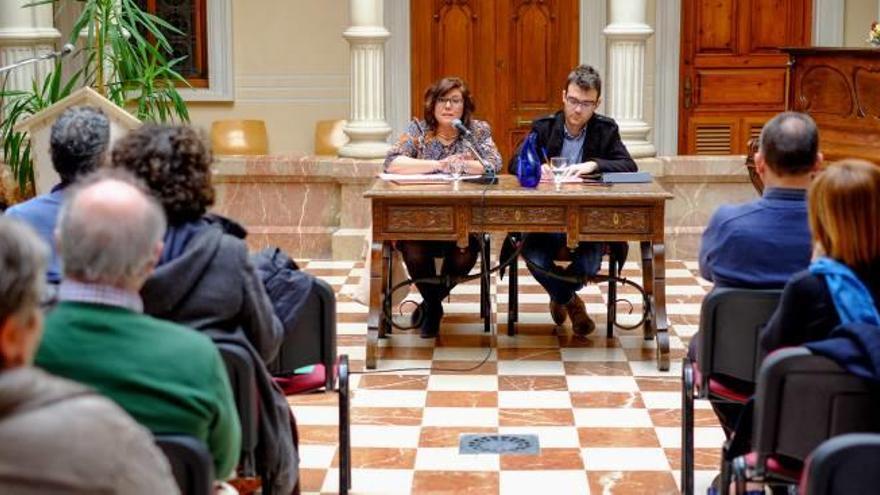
[
  {"xmin": 110, "ymin": 125, "xmax": 215, "ymax": 225},
  {"xmin": 423, "ymin": 76, "xmax": 476, "ymax": 130}
]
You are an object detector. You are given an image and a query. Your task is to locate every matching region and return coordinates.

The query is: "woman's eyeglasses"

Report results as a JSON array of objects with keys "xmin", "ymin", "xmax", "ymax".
[{"xmin": 437, "ymin": 97, "xmax": 464, "ymax": 107}]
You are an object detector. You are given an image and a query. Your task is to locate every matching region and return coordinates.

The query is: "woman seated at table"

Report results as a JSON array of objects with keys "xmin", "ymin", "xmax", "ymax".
[{"xmin": 384, "ymin": 76, "xmax": 502, "ymax": 338}]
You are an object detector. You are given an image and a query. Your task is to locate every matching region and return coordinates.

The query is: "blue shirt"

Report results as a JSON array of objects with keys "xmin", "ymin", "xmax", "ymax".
[
  {"xmin": 5, "ymin": 185, "xmax": 66, "ymax": 283},
  {"xmin": 699, "ymin": 187, "xmax": 812, "ymax": 289},
  {"xmin": 559, "ymin": 124, "xmax": 586, "ymax": 165}
]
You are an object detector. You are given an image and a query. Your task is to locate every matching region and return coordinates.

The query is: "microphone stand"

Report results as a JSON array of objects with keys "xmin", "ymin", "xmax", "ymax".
[
  {"xmin": 460, "ymin": 135, "xmax": 498, "ymax": 185},
  {"xmin": 0, "ymin": 46, "xmax": 73, "ymax": 75}
]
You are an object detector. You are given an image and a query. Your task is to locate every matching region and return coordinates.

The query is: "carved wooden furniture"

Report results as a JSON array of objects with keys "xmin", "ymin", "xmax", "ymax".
[
  {"xmin": 364, "ymin": 175, "xmax": 674, "ymax": 371},
  {"xmin": 784, "ymin": 48, "xmax": 880, "ymax": 163}
]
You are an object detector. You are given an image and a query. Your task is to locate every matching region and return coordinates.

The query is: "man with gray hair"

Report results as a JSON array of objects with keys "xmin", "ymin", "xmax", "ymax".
[
  {"xmin": 35, "ymin": 170, "xmax": 242, "ymax": 480},
  {"xmin": 0, "ymin": 217, "xmax": 179, "ymax": 494},
  {"xmin": 5, "ymin": 106, "xmax": 110, "ymax": 284}
]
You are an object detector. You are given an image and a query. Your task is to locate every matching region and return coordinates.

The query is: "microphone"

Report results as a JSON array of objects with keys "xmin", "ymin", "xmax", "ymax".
[
  {"xmin": 451, "ymin": 119, "xmax": 472, "ymax": 138},
  {"xmin": 58, "ymin": 43, "xmax": 75, "ymax": 57}
]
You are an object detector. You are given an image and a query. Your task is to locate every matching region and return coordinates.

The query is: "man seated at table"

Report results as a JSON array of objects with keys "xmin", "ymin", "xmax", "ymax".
[{"xmin": 509, "ymin": 64, "xmax": 636, "ymax": 335}]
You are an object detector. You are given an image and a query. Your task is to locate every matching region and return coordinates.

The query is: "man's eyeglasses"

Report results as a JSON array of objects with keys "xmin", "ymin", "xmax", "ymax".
[
  {"xmin": 565, "ymin": 96, "xmax": 597, "ymax": 110},
  {"xmin": 438, "ymin": 97, "xmax": 464, "ymax": 107}
]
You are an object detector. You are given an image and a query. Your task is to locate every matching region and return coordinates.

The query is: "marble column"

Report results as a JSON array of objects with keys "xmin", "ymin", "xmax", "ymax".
[
  {"xmin": 603, "ymin": 0, "xmax": 655, "ymax": 158},
  {"xmin": 338, "ymin": 0, "xmax": 392, "ymax": 159},
  {"xmin": 0, "ymin": 0, "xmax": 61, "ymax": 95}
]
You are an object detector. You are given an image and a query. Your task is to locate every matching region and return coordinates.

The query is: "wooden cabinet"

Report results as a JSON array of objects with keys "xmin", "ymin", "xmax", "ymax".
[{"xmin": 785, "ymin": 48, "xmax": 880, "ymax": 163}]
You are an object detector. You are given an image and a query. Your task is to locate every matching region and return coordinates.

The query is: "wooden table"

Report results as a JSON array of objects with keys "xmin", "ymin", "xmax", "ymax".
[{"xmin": 363, "ymin": 175, "xmax": 675, "ymax": 370}]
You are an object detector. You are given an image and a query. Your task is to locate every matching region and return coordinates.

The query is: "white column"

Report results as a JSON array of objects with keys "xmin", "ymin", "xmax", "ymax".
[
  {"xmin": 603, "ymin": 0, "xmax": 655, "ymax": 158},
  {"xmin": 0, "ymin": 1, "xmax": 60, "ymax": 93},
  {"xmin": 339, "ymin": 0, "xmax": 392, "ymax": 159}
]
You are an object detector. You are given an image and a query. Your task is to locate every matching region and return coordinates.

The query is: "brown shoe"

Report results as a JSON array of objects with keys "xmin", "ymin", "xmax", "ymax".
[
  {"xmin": 565, "ymin": 296, "xmax": 595, "ymax": 336},
  {"xmin": 549, "ymin": 300, "xmax": 567, "ymax": 326}
]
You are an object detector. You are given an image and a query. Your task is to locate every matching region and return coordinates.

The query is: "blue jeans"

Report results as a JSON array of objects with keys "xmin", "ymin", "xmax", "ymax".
[{"xmin": 520, "ymin": 233, "xmax": 603, "ymax": 304}]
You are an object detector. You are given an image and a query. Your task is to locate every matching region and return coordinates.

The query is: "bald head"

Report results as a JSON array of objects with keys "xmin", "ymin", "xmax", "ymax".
[{"xmin": 57, "ymin": 171, "xmax": 166, "ymax": 290}]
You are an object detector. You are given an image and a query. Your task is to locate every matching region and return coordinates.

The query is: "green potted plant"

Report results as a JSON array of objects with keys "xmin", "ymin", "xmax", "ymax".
[{"xmin": 0, "ymin": 0, "xmax": 190, "ymax": 195}]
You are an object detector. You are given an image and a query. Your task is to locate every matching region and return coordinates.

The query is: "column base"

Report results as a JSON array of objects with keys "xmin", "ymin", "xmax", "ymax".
[
  {"xmin": 338, "ymin": 141, "xmax": 391, "ymax": 159},
  {"xmin": 619, "ymin": 121, "xmax": 656, "ymax": 158}
]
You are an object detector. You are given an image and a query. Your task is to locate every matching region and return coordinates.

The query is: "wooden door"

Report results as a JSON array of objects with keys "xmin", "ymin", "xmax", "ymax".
[
  {"xmin": 411, "ymin": 0, "xmax": 579, "ymax": 164},
  {"xmin": 678, "ymin": 0, "xmax": 812, "ymax": 155}
]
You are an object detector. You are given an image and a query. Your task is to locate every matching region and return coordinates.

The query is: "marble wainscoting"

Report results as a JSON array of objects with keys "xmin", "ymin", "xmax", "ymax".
[
  {"xmin": 210, "ymin": 154, "xmax": 757, "ymax": 261},
  {"xmin": 640, "ymin": 155, "xmax": 758, "ymax": 260},
  {"xmin": 211, "ymin": 155, "xmax": 383, "ymax": 260}
]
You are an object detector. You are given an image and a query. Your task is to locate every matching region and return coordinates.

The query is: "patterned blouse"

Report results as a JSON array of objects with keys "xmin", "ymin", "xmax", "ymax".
[{"xmin": 384, "ymin": 119, "xmax": 502, "ymax": 172}]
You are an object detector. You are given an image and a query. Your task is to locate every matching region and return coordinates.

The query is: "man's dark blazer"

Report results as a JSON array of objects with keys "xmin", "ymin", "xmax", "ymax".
[{"xmin": 506, "ymin": 110, "xmax": 637, "ymax": 174}]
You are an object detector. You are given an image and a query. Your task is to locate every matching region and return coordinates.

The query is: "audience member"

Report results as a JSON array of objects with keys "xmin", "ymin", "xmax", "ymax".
[
  {"xmin": 761, "ymin": 159, "xmax": 880, "ymax": 352},
  {"xmin": 111, "ymin": 125, "xmax": 299, "ymax": 494},
  {"xmin": 0, "ymin": 216, "xmax": 178, "ymax": 494},
  {"xmin": 111, "ymin": 124, "xmax": 283, "ymax": 363},
  {"xmin": 5, "ymin": 106, "xmax": 110, "ymax": 284},
  {"xmin": 34, "ymin": 171, "xmax": 241, "ymax": 479},
  {"xmin": 699, "ymin": 111, "xmax": 819, "ymax": 288}
]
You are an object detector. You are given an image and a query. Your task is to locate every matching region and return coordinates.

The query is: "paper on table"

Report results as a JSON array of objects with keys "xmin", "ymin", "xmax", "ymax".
[
  {"xmin": 379, "ymin": 173, "xmax": 481, "ymax": 181},
  {"xmin": 539, "ymin": 175, "xmax": 583, "ymax": 183}
]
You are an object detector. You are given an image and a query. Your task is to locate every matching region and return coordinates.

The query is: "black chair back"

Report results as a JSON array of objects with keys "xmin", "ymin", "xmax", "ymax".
[
  {"xmin": 753, "ymin": 348, "xmax": 880, "ymax": 473},
  {"xmin": 155, "ymin": 434, "xmax": 214, "ymax": 495},
  {"xmin": 216, "ymin": 341, "xmax": 260, "ymax": 477},
  {"xmin": 697, "ymin": 287, "xmax": 782, "ymax": 386},
  {"xmin": 270, "ymin": 277, "xmax": 337, "ymax": 390},
  {"xmin": 804, "ymin": 433, "xmax": 880, "ymax": 495}
]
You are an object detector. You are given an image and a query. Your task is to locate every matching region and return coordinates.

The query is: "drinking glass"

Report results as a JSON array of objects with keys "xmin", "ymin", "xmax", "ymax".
[
  {"xmin": 449, "ymin": 158, "xmax": 466, "ymax": 189},
  {"xmin": 550, "ymin": 157, "xmax": 569, "ymax": 190}
]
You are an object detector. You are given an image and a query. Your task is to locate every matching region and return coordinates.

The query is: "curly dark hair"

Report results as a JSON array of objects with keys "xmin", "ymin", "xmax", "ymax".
[
  {"xmin": 423, "ymin": 77, "xmax": 476, "ymax": 131},
  {"xmin": 110, "ymin": 125, "xmax": 214, "ymax": 225}
]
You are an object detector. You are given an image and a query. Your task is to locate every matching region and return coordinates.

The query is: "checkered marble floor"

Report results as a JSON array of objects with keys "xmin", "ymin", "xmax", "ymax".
[{"xmin": 290, "ymin": 259, "xmax": 722, "ymax": 494}]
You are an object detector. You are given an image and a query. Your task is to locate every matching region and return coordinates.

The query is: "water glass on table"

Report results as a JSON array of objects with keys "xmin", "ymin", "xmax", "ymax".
[
  {"xmin": 550, "ymin": 157, "xmax": 569, "ymax": 190},
  {"xmin": 449, "ymin": 158, "xmax": 466, "ymax": 189}
]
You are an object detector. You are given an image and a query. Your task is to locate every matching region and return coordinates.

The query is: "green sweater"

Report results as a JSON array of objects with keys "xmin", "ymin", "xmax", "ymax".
[{"xmin": 36, "ymin": 302, "xmax": 241, "ymax": 478}]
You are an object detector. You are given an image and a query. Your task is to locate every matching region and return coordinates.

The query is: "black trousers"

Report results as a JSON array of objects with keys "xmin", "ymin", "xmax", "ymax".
[{"xmin": 397, "ymin": 236, "xmax": 480, "ymax": 306}]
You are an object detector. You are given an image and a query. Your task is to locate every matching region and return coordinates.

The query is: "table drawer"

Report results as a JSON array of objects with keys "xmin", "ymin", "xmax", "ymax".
[
  {"xmin": 580, "ymin": 206, "xmax": 651, "ymax": 233},
  {"xmin": 472, "ymin": 206, "xmax": 566, "ymax": 226},
  {"xmin": 384, "ymin": 206, "xmax": 455, "ymax": 233}
]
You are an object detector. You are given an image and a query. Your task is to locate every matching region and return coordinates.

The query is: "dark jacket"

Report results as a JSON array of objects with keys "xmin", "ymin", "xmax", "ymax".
[
  {"xmin": 141, "ymin": 215, "xmax": 297, "ymax": 494},
  {"xmin": 506, "ymin": 111, "xmax": 637, "ymax": 174},
  {"xmin": 760, "ymin": 266, "xmax": 880, "ymax": 353},
  {"xmin": 807, "ymin": 323, "xmax": 880, "ymax": 383},
  {"xmin": 142, "ymin": 215, "xmax": 284, "ymax": 363}
]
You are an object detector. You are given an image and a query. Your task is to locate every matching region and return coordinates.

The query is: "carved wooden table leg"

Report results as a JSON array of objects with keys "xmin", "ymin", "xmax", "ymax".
[
  {"xmin": 653, "ymin": 243, "xmax": 670, "ymax": 371},
  {"xmin": 366, "ymin": 241, "xmax": 388, "ymax": 370},
  {"xmin": 639, "ymin": 241, "xmax": 656, "ymax": 341}
]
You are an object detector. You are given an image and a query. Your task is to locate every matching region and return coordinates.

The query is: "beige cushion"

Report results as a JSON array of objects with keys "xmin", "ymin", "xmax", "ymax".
[
  {"xmin": 314, "ymin": 119, "xmax": 348, "ymax": 156},
  {"xmin": 211, "ymin": 120, "xmax": 269, "ymax": 155}
]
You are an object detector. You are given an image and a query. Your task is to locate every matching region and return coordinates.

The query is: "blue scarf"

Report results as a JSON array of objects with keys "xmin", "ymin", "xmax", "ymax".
[{"xmin": 810, "ymin": 257, "xmax": 880, "ymax": 326}]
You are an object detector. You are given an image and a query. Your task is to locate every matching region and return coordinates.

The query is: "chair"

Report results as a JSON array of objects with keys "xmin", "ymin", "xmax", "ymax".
[
  {"xmin": 801, "ymin": 433, "xmax": 880, "ymax": 495},
  {"xmin": 681, "ymin": 287, "xmax": 782, "ymax": 495},
  {"xmin": 314, "ymin": 119, "xmax": 348, "ymax": 156},
  {"xmin": 155, "ymin": 434, "xmax": 214, "ymax": 495},
  {"xmin": 505, "ymin": 235, "xmax": 628, "ymax": 338},
  {"xmin": 729, "ymin": 347, "xmax": 880, "ymax": 494},
  {"xmin": 216, "ymin": 342, "xmax": 260, "ymax": 478},
  {"xmin": 269, "ymin": 277, "xmax": 337, "ymax": 391},
  {"xmin": 210, "ymin": 120, "xmax": 269, "ymax": 155},
  {"xmin": 385, "ymin": 233, "xmax": 494, "ymax": 335}
]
